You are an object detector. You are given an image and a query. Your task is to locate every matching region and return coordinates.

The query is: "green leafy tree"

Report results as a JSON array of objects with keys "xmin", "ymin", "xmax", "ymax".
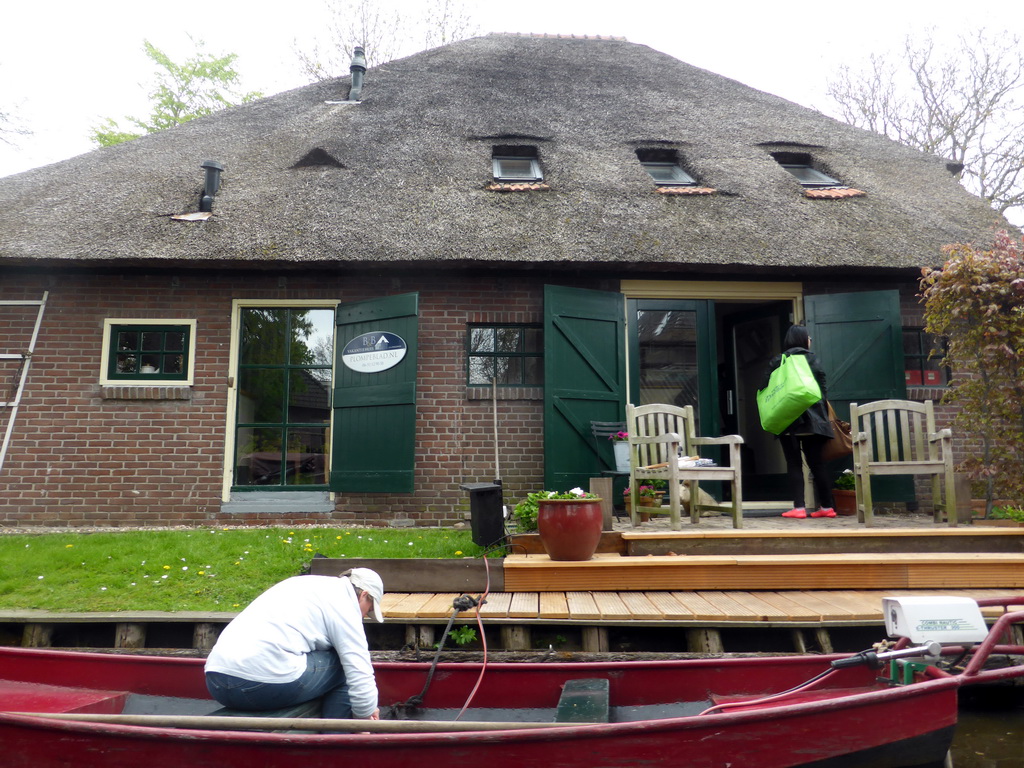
[
  {"xmin": 91, "ymin": 38, "xmax": 262, "ymax": 147},
  {"xmin": 919, "ymin": 231, "xmax": 1024, "ymax": 509}
]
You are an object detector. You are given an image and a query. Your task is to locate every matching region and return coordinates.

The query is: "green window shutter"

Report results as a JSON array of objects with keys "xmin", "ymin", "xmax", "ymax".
[
  {"xmin": 543, "ymin": 285, "xmax": 627, "ymax": 491},
  {"xmin": 331, "ymin": 293, "xmax": 419, "ymax": 493}
]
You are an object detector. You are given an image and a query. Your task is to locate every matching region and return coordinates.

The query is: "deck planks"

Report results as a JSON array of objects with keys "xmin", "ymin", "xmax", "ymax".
[{"xmin": 375, "ymin": 589, "xmax": 1024, "ymax": 626}]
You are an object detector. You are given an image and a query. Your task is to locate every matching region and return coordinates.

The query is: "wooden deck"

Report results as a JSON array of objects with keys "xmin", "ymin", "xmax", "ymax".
[{"xmin": 6, "ymin": 527, "xmax": 1024, "ymax": 656}]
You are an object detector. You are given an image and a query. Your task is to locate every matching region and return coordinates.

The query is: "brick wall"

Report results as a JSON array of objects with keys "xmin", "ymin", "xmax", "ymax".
[{"xmin": 0, "ymin": 269, "xmax": 573, "ymax": 528}]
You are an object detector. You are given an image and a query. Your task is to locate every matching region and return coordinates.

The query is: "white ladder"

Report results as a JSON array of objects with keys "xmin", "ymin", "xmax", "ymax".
[{"xmin": 0, "ymin": 292, "xmax": 48, "ymax": 474}]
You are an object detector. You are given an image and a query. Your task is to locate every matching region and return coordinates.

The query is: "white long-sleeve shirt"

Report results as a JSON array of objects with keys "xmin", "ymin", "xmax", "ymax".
[{"xmin": 205, "ymin": 575, "xmax": 378, "ymax": 718}]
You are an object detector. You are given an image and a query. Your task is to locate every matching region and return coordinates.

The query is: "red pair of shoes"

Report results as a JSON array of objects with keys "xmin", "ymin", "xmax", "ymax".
[{"xmin": 782, "ymin": 507, "xmax": 836, "ymax": 519}]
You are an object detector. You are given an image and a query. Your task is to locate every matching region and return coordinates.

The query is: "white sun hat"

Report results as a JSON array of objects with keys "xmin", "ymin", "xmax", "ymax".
[{"xmin": 348, "ymin": 567, "xmax": 385, "ymax": 623}]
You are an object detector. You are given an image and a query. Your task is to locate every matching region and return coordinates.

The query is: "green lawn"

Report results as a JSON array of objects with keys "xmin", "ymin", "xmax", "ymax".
[{"xmin": 0, "ymin": 527, "xmax": 487, "ymax": 613}]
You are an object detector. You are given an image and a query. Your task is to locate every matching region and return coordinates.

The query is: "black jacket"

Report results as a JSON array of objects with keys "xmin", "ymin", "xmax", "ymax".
[{"xmin": 761, "ymin": 347, "xmax": 834, "ymax": 438}]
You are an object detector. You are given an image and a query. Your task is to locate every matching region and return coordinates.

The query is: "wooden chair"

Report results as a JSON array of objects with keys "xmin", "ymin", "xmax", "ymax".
[
  {"xmin": 849, "ymin": 399, "xmax": 956, "ymax": 527},
  {"xmin": 626, "ymin": 403, "xmax": 744, "ymax": 529}
]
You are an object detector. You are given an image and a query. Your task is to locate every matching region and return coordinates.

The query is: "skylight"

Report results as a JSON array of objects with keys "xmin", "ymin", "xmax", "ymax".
[
  {"xmin": 780, "ymin": 164, "xmax": 840, "ymax": 187},
  {"xmin": 636, "ymin": 148, "xmax": 696, "ymax": 186},
  {"xmin": 770, "ymin": 152, "xmax": 841, "ymax": 187},
  {"xmin": 492, "ymin": 146, "xmax": 542, "ymax": 182}
]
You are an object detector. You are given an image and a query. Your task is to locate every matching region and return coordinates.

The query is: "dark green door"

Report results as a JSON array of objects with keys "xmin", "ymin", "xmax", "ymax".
[
  {"xmin": 543, "ymin": 285, "xmax": 626, "ymax": 490},
  {"xmin": 805, "ymin": 289, "xmax": 909, "ymax": 500},
  {"xmin": 331, "ymin": 293, "xmax": 419, "ymax": 493},
  {"xmin": 805, "ymin": 290, "xmax": 906, "ymax": 418}
]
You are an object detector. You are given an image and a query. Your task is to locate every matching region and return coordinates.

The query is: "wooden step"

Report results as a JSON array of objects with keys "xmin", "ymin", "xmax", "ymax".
[
  {"xmin": 502, "ymin": 552, "xmax": 1024, "ymax": 592},
  {"xmin": 624, "ymin": 528, "xmax": 1024, "ymax": 555}
]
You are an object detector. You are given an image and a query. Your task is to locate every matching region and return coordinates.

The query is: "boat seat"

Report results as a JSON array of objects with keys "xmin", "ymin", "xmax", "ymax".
[
  {"xmin": 554, "ymin": 678, "xmax": 609, "ymax": 723},
  {"xmin": 207, "ymin": 697, "xmax": 322, "ymax": 719}
]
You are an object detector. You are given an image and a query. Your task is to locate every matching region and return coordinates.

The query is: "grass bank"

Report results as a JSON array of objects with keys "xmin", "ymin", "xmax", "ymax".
[{"xmin": 0, "ymin": 527, "xmax": 487, "ymax": 613}]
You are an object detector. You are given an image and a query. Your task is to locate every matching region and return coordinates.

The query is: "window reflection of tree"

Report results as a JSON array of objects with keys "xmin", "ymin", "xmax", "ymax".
[
  {"xmin": 236, "ymin": 308, "xmax": 333, "ymax": 487},
  {"xmin": 637, "ymin": 310, "xmax": 699, "ymax": 410}
]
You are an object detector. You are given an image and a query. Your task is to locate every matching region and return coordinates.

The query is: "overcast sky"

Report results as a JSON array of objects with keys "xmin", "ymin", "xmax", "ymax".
[{"xmin": 1, "ymin": 0, "xmax": 1022, "ymax": 180}]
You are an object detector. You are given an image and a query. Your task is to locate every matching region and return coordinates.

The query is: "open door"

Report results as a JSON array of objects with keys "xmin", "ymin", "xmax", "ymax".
[
  {"xmin": 331, "ymin": 293, "xmax": 419, "ymax": 493},
  {"xmin": 806, "ymin": 289, "xmax": 910, "ymax": 502},
  {"xmin": 543, "ymin": 285, "xmax": 626, "ymax": 490},
  {"xmin": 805, "ymin": 290, "xmax": 906, "ymax": 417}
]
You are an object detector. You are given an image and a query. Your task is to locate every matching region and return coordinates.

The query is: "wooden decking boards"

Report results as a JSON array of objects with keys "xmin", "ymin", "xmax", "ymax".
[{"xmin": 501, "ymin": 552, "xmax": 1024, "ymax": 592}]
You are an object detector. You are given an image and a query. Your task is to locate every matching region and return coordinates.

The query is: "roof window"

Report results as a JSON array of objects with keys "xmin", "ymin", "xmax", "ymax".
[
  {"xmin": 771, "ymin": 152, "xmax": 840, "ymax": 187},
  {"xmin": 492, "ymin": 146, "xmax": 542, "ymax": 182},
  {"xmin": 636, "ymin": 148, "xmax": 696, "ymax": 186}
]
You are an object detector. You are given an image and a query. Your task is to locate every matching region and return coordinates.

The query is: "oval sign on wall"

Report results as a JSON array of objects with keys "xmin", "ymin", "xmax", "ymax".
[{"xmin": 341, "ymin": 331, "xmax": 408, "ymax": 373}]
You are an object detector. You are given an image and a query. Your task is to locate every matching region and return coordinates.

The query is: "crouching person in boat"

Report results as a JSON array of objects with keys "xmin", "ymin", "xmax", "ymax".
[{"xmin": 204, "ymin": 567, "xmax": 385, "ymax": 720}]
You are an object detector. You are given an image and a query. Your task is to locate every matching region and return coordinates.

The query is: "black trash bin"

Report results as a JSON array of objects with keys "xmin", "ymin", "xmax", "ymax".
[{"xmin": 459, "ymin": 481, "xmax": 504, "ymax": 547}]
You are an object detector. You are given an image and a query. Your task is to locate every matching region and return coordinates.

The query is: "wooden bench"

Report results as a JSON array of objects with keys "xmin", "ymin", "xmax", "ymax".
[
  {"xmin": 554, "ymin": 678, "xmax": 609, "ymax": 723},
  {"xmin": 208, "ymin": 697, "xmax": 322, "ymax": 719},
  {"xmin": 850, "ymin": 399, "xmax": 956, "ymax": 527},
  {"xmin": 626, "ymin": 403, "xmax": 743, "ymax": 529}
]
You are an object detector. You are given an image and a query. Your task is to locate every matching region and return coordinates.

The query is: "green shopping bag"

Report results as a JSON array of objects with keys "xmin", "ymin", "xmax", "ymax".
[{"xmin": 756, "ymin": 353, "xmax": 822, "ymax": 435}]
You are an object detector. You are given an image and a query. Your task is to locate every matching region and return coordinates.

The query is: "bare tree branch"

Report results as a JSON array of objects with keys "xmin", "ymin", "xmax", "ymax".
[
  {"xmin": 826, "ymin": 29, "xmax": 1024, "ymax": 221},
  {"xmin": 293, "ymin": 0, "xmax": 479, "ymax": 82}
]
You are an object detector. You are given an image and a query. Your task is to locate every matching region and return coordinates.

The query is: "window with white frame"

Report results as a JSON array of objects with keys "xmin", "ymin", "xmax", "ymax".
[
  {"xmin": 102, "ymin": 319, "xmax": 196, "ymax": 383},
  {"xmin": 492, "ymin": 146, "xmax": 543, "ymax": 182},
  {"xmin": 636, "ymin": 148, "xmax": 696, "ymax": 186}
]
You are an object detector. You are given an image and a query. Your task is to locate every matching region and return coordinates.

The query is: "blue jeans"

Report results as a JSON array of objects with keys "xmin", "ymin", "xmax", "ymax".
[{"xmin": 206, "ymin": 650, "xmax": 354, "ymax": 718}]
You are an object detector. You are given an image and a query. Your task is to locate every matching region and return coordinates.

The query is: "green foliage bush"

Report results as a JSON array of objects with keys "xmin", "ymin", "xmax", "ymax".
[{"xmin": 920, "ymin": 231, "xmax": 1024, "ymax": 509}]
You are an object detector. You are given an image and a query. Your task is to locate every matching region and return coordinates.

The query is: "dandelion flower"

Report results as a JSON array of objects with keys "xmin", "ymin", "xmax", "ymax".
[
  {"xmin": 163, "ymin": 565, "xmax": 171, "ymax": 570},
  {"xmin": 455, "ymin": 551, "xmax": 463, "ymax": 556},
  {"xmin": 65, "ymin": 544, "xmax": 73, "ymax": 548}
]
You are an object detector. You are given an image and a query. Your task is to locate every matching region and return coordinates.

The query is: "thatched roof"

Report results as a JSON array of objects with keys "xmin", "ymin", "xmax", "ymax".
[{"xmin": 0, "ymin": 34, "xmax": 1008, "ymax": 273}]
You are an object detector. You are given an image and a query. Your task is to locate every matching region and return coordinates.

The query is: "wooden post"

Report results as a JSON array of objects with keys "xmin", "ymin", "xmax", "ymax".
[
  {"xmin": 813, "ymin": 628, "xmax": 834, "ymax": 653},
  {"xmin": 954, "ymin": 473, "xmax": 972, "ymax": 524},
  {"xmin": 686, "ymin": 628, "xmax": 724, "ymax": 653},
  {"xmin": 115, "ymin": 623, "xmax": 146, "ymax": 649},
  {"xmin": 22, "ymin": 623, "xmax": 53, "ymax": 648},
  {"xmin": 193, "ymin": 622, "xmax": 221, "ymax": 651},
  {"xmin": 500, "ymin": 625, "xmax": 531, "ymax": 651},
  {"xmin": 406, "ymin": 625, "xmax": 435, "ymax": 650},
  {"xmin": 589, "ymin": 477, "xmax": 614, "ymax": 531},
  {"xmin": 791, "ymin": 629, "xmax": 808, "ymax": 653},
  {"xmin": 581, "ymin": 627, "xmax": 609, "ymax": 653}
]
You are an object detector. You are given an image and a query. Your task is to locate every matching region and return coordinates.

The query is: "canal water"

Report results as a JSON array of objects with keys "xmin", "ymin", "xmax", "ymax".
[{"xmin": 950, "ymin": 689, "xmax": 1024, "ymax": 767}]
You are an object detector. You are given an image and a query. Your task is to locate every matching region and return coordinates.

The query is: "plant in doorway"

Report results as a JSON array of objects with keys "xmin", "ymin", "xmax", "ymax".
[{"xmin": 833, "ymin": 470, "xmax": 857, "ymax": 516}]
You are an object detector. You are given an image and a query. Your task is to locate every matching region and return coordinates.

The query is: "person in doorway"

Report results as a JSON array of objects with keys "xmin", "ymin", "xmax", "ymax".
[
  {"xmin": 761, "ymin": 324, "xmax": 836, "ymax": 519},
  {"xmin": 205, "ymin": 567, "xmax": 384, "ymax": 720}
]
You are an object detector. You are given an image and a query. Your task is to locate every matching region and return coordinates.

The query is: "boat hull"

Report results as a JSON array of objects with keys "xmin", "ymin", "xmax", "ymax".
[{"xmin": 0, "ymin": 646, "xmax": 965, "ymax": 768}]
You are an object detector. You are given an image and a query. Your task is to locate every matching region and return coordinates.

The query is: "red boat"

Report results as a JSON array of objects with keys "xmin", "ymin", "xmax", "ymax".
[{"xmin": 2, "ymin": 596, "xmax": 1023, "ymax": 768}]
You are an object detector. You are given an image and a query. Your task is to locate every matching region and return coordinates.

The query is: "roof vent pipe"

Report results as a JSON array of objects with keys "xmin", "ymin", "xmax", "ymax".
[
  {"xmin": 199, "ymin": 160, "xmax": 224, "ymax": 213},
  {"xmin": 348, "ymin": 47, "xmax": 366, "ymax": 101}
]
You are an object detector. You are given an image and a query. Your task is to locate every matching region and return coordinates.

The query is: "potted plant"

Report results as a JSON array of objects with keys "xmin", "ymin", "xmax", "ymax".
[
  {"xmin": 974, "ymin": 505, "xmax": 1024, "ymax": 527},
  {"xmin": 622, "ymin": 487, "xmax": 663, "ymax": 524},
  {"xmin": 608, "ymin": 430, "xmax": 630, "ymax": 472},
  {"xmin": 526, "ymin": 488, "xmax": 604, "ymax": 561},
  {"xmin": 833, "ymin": 470, "xmax": 857, "ymax": 516}
]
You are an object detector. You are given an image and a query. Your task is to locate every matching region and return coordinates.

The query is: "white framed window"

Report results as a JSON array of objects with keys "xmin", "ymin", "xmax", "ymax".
[
  {"xmin": 641, "ymin": 161, "xmax": 696, "ymax": 186},
  {"xmin": 99, "ymin": 318, "xmax": 197, "ymax": 386},
  {"xmin": 492, "ymin": 146, "xmax": 543, "ymax": 182},
  {"xmin": 779, "ymin": 163, "xmax": 840, "ymax": 187}
]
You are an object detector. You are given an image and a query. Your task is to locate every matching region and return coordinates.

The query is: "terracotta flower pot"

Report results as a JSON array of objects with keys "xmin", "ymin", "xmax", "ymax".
[
  {"xmin": 833, "ymin": 489, "xmax": 857, "ymax": 516},
  {"xmin": 537, "ymin": 498, "xmax": 604, "ymax": 561}
]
